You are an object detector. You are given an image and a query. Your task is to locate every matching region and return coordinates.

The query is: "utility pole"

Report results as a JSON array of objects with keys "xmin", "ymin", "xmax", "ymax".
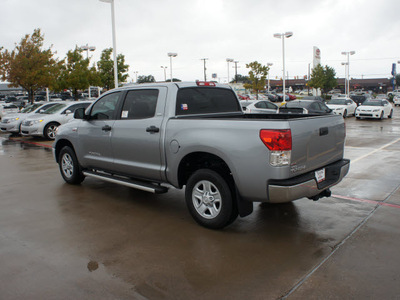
[
  {"xmin": 234, "ymin": 61, "xmax": 239, "ymax": 83},
  {"xmin": 201, "ymin": 58, "xmax": 208, "ymax": 81}
]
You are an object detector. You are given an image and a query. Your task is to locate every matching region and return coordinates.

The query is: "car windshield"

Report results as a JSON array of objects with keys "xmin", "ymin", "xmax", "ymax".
[
  {"xmin": 329, "ymin": 99, "xmax": 347, "ymax": 105},
  {"xmin": 362, "ymin": 100, "xmax": 383, "ymax": 106},
  {"xmin": 42, "ymin": 103, "xmax": 67, "ymax": 114},
  {"xmin": 21, "ymin": 103, "xmax": 42, "ymax": 113}
]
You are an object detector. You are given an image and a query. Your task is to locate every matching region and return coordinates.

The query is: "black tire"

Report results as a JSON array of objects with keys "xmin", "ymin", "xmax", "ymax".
[
  {"xmin": 380, "ymin": 112, "xmax": 384, "ymax": 120},
  {"xmin": 44, "ymin": 122, "xmax": 59, "ymax": 140},
  {"xmin": 343, "ymin": 110, "xmax": 347, "ymax": 118},
  {"xmin": 59, "ymin": 146, "xmax": 85, "ymax": 184},
  {"xmin": 356, "ymin": 117, "xmax": 360, "ymax": 120},
  {"xmin": 185, "ymin": 169, "xmax": 238, "ymax": 229},
  {"xmin": 388, "ymin": 109, "xmax": 393, "ymax": 119}
]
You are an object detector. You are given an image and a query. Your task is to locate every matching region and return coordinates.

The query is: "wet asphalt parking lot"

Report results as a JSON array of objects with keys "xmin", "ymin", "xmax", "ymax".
[{"xmin": 1, "ymin": 108, "xmax": 400, "ymax": 299}]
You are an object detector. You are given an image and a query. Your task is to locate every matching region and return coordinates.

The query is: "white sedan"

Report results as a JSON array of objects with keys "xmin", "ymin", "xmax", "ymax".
[
  {"xmin": 240, "ymin": 100, "xmax": 278, "ymax": 114},
  {"xmin": 393, "ymin": 96, "xmax": 400, "ymax": 107},
  {"xmin": 326, "ymin": 98, "xmax": 357, "ymax": 118},
  {"xmin": 20, "ymin": 101, "xmax": 92, "ymax": 139},
  {"xmin": 355, "ymin": 99, "xmax": 393, "ymax": 120}
]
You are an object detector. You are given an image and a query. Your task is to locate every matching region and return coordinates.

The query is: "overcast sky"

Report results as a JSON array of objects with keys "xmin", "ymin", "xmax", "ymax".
[{"xmin": 2, "ymin": 0, "xmax": 400, "ymax": 83}]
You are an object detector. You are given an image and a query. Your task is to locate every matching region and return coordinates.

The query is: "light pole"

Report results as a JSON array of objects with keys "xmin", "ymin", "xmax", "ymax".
[
  {"xmin": 133, "ymin": 71, "xmax": 138, "ymax": 82},
  {"xmin": 273, "ymin": 31, "xmax": 293, "ymax": 103},
  {"xmin": 80, "ymin": 44, "xmax": 96, "ymax": 98},
  {"xmin": 168, "ymin": 52, "xmax": 177, "ymax": 82},
  {"xmin": 100, "ymin": 0, "xmax": 118, "ymax": 89},
  {"xmin": 226, "ymin": 58, "xmax": 234, "ymax": 84},
  {"xmin": 341, "ymin": 51, "xmax": 355, "ymax": 98},
  {"xmin": 341, "ymin": 62, "xmax": 348, "ymax": 96},
  {"xmin": 267, "ymin": 63, "xmax": 273, "ymax": 92},
  {"xmin": 80, "ymin": 44, "xmax": 96, "ymax": 59},
  {"xmin": 161, "ymin": 66, "xmax": 167, "ymax": 82}
]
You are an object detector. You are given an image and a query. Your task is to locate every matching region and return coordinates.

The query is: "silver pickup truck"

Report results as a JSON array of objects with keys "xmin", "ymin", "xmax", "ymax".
[{"xmin": 53, "ymin": 82, "xmax": 350, "ymax": 229}]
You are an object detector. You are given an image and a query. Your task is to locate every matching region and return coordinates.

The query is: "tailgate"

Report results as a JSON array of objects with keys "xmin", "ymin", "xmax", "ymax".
[{"xmin": 288, "ymin": 115, "xmax": 345, "ymax": 176}]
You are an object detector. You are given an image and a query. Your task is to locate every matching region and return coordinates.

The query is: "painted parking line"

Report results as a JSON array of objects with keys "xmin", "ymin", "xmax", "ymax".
[
  {"xmin": 332, "ymin": 194, "xmax": 400, "ymax": 209},
  {"xmin": 351, "ymin": 137, "xmax": 400, "ymax": 163},
  {"xmin": 16, "ymin": 139, "xmax": 52, "ymax": 148}
]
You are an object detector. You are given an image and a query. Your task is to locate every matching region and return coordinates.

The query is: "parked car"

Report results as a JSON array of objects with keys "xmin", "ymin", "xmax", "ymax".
[
  {"xmin": 299, "ymin": 90, "xmax": 311, "ymax": 95},
  {"xmin": 53, "ymin": 81, "xmax": 349, "ymax": 229},
  {"xmin": 355, "ymin": 99, "xmax": 393, "ymax": 120},
  {"xmin": 20, "ymin": 101, "xmax": 92, "ymax": 139},
  {"xmin": 279, "ymin": 100, "xmax": 333, "ymax": 114},
  {"xmin": 326, "ymin": 98, "xmax": 357, "ymax": 118},
  {"xmin": 375, "ymin": 94, "xmax": 388, "ymax": 100},
  {"xmin": 0, "ymin": 102, "xmax": 60, "ymax": 134},
  {"xmin": 393, "ymin": 95, "xmax": 400, "ymax": 107},
  {"xmin": 387, "ymin": 89, "xmax": 400, "ymax": 97},
  {"xmin": 0, "ymin": 104, "xmax": 19, "ymax": 120},
  {"xmin": 301, "ymin": 96, "xmax": 325, "ymax": 101},
  {"xmin": 328, "ymin": 89, "xmax": 342, "ymax": 95},
  {"xmin": 240, "ymin": 100, "xmax": 278, "ymax": 114},
  {"xmin": 237, "ymin": 94, "xmax": 250, "ymax": 100},
  {"xmin": 265, "ymin": 93, "xmax": 279, "ymax": 102},
  {"xmin": 287, "ymin": 93, "xmax": 297, "ymax": 100},
  {"xmin": 350, "ymin": 94, "xmax": 372, "ymax": 106}
]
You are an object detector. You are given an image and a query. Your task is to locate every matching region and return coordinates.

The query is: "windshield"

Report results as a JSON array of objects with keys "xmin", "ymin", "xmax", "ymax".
[
  {"xmin": 42, "ymin": 103, "xmax": 67, "ymax": 114},
  {"xmin": 285, "ymin": 101, "xmax": 309, "ymax": 108},
  {"xmin": 329, "ymin": 99, "xmax": 347, "ymax": 105},
  {"xmin": 362, "ymin": 100, "xmax": 383, "ymax": 106},
  {"xmin": 21, "ymin": 103, "xmax": 42, "ymax": 113}
]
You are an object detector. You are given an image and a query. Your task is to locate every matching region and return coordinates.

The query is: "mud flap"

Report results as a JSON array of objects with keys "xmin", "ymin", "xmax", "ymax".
[{"xmin": 236, "ymin": 187, "xmax": 253, "ymax": 217}]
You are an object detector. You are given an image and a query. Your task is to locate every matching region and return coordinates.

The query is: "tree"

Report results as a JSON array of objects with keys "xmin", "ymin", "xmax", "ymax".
[
  {"xmin": 308, "ymin": 64, "xmax": 338, "ymax": 96},
  {"xmin": 97, "ymin": 48, "xmax": 129, "ymax": 90},
  {"xmin": 58, "ymin": 47, "xmax": 101, "ymax": 100},
  {"xmin": 0, "ymin": 28, "xmax": 62, "ymax": 103},
  {"xmin": 231, "ymin": 74, "xmax": 250, "ymax": 84},
  {"xmin": 137, "ymin": 75, "xmax": 156, "ymax": 84},
  {"xmin": 243, "ymin": 61, "xmax": 269, "ymax": 98}
]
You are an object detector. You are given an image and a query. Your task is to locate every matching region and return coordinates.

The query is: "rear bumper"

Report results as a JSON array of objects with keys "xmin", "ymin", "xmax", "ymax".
[{"xmin": 267, "ymin": 159, "xmax": 350, "ymax": 203}]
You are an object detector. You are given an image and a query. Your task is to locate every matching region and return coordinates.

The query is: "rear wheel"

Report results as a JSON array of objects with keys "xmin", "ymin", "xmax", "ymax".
[
  {"xmin": 59, "ymin": 146, "xmax": 85, "ymax": 184},
  {"xmin": 185, "ymin": 169, "xmax": 238, "ymax": 229}
]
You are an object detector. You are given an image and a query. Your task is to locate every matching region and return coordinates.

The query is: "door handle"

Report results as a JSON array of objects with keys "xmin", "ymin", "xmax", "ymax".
[
  {"xmin": 146, "ymin": 126, "xmax": 159, "ymax": 133},
  {"xmin": 102, "ymin": 125, "xmax": 112, "ymax": 132},
  {"xmin": 319, "ymin": 127, "xmax": 328, "ymax": 136}
]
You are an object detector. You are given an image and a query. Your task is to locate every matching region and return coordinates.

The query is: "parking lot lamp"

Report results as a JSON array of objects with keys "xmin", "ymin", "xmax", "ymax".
[
  {"xmin": 80, "ymin": 44, "xmax": 96, "ymax": 59},
  {"xmin": 100, "ymin": 0, "xmax": 118, "ymax": 89},
  {"xmin": 168, "ymin": 53, "xmax": 178, "ymax": 82},
  {"xmin": 226, "ymin": 58, "xmax": 234, "ymax": 84},
  {"xmin": 274, "ymin": 32, "xmax": 293, "ymax": 104},
  {"xmin": 267, "ymin": 63, "xmax": 273, "ymax": 92},
  {"xmin": 161, "ymin": 66, "xmax": 168, "ymax": 82},
  {"xmin": 341, "ymin": 62, "xmax": 348, "ymax": 96},
  {"xmin": 341, "ymin": 51, "xmax": 355, "ymax": 97}
]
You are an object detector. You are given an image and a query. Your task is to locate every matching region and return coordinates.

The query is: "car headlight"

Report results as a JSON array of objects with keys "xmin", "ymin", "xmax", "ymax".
[
  {"xmin": 373, "ymin": 109, "xmax": 380, "ymax": 112},
  {"xmin": 32, "ymin": 119, "xmax": 44, "ymax": 125}
]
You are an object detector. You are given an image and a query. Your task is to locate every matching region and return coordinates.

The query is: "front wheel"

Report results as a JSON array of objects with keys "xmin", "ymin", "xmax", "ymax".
[
  {"xmin": 44, "ymin": 122, "xmax": 59, "ymax": 140},
  {"xmin": 388, "ymin": 109, "xmax": 393, "ymax": 119},
  {"xmin": 380, "ymin": 112, "xmax": 384, "ymax": 120},
  {"xmin": 59, "ymin": 146, "xmax": 85, "ymax": 184},
  {"xmin": 343, "ymin": 110, "xmax": 347, "ymax": 118},
  {"xmin": 185, "ymin": 169, "xmax": 238, "ymax": 229}
]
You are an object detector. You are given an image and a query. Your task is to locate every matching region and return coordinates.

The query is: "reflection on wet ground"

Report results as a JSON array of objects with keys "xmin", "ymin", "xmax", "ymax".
[{"xmin": 1, "ymin": 109, "xmax": 400, "ymax": 299}]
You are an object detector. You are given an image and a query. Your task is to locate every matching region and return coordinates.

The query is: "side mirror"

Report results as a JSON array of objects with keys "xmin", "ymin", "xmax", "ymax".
[
  {"xmin": 74, "ymin": 107, "xmax": 87, "ymax": 120},
  {"xmin": 39, "ymin": 109, "xmax": 45, "ymax": 113},
  {"xmin": 65, "ymin": 110, "xmax": 72, "ymax": 115}
]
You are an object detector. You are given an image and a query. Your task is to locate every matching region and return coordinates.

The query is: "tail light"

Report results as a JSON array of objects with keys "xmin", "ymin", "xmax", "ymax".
[
  {"xmin": 260, "ymin": 129, "xmax": 292, "ymax": 166},
  {"xmin": 196, "ymin": 81, "xmax": 216, "ymax": 86},
  {"xmin": 260, "ymin": 129, "xmax": 292, "ymax": 151}
]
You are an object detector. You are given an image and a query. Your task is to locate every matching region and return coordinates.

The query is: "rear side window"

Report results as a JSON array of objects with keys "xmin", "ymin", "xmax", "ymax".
[
  {"xmin": 121, "ymin": 89, "xmax": 159, "ymax": 119},
  {"xmin": 176, "ymin": 87, "xmax": 241, "ymax": 115}
]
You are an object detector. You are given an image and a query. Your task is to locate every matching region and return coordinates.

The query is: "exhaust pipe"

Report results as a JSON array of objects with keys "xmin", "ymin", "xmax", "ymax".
[{"xmin": 308, "ymin": 188, "xmax": 332, "ymax": 201}]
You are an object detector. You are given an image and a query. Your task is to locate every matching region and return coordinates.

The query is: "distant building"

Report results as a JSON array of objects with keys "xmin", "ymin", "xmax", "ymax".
[
  {"xmin": 0, "ymin": 83, "xmax": 24, "ymax": 94},
  {"xmin": 269, "ymin": 77, "xmax": 392, "ymax": 93}
]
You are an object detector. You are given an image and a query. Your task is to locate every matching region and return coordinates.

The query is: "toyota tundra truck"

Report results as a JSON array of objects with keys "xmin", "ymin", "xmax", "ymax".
[{"xmin": 53, "ymin": 81, "xmax": 350, "ymax": 229}]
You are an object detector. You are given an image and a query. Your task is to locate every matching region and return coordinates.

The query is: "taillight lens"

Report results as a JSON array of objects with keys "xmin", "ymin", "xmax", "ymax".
[{"xmin": 260, "ymin": 129, "xmax": 292, "ymax": 151}]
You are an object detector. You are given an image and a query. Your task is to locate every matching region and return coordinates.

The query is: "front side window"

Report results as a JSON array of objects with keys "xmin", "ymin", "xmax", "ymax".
[
  {"xmin": 90, "ymin": 92, "xmax": 121, "ymax": 120},
  {"xmin": 120, "ymin": 89, "xmax": 159, "ymax": 119}
]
